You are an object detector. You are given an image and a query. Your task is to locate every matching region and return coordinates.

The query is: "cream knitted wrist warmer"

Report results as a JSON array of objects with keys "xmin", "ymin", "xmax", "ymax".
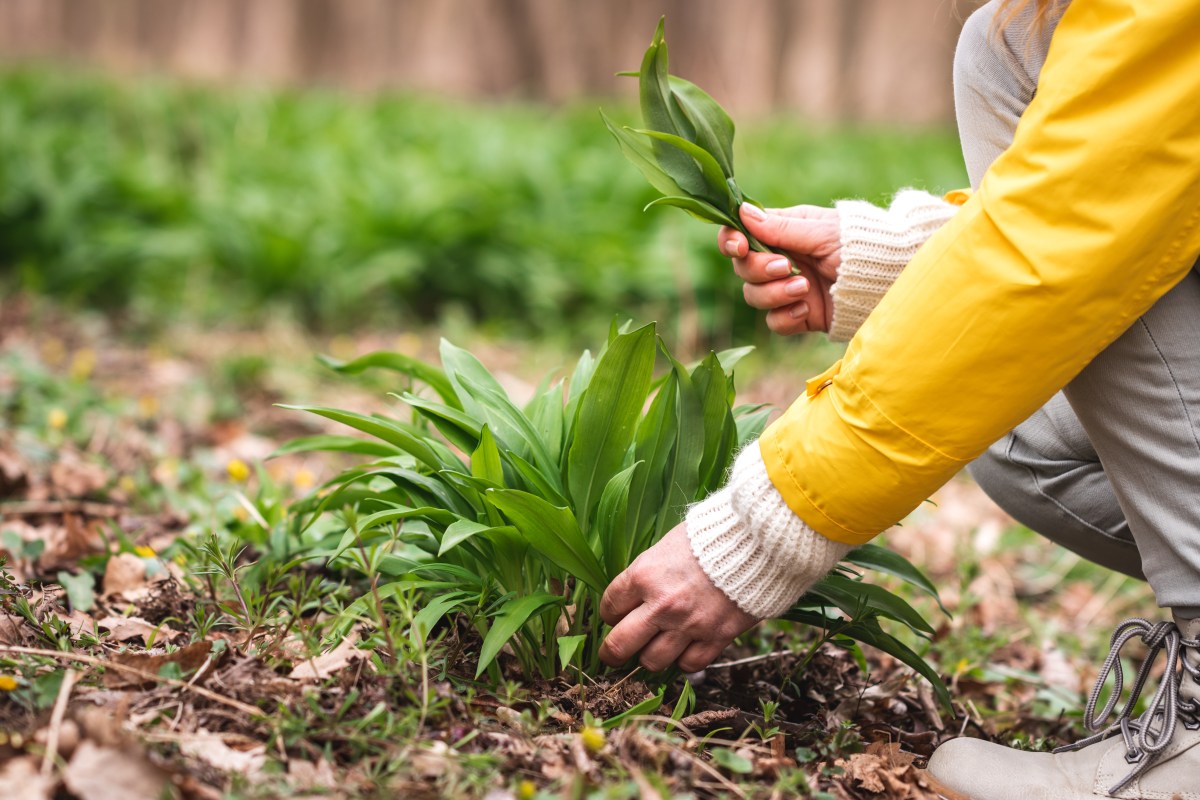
[
  {"xmin": 685, "ymin": 444, "xmax": 852, "ymax": 619},
  {"xmin": 829, "ymin": 189, "xmax": 959, "ymax": 342}
]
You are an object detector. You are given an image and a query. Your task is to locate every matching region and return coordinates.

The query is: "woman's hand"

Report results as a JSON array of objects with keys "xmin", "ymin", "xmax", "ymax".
[
  {"xmin": 599, "ymin": 523, "xmax": 758, "ymax": 673},
  {"xmin": 718, "ymin": 204, "xmax": 841, "ymax": 335}
]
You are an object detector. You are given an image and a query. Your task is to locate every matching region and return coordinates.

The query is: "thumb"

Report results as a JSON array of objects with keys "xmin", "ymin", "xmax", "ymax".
[{"xmin": 739, "ymin": 204, "xmax": 825, "ymax": 255}]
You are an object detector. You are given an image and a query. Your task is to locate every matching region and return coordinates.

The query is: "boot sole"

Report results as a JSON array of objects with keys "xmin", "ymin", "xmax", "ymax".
[{"xmin": 921, "ymin": 769, "xmax": 974, "ymax": 800}]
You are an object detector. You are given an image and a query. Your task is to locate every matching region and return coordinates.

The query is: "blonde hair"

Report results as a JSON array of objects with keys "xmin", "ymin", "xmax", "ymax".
[{"xmin": 997, "ymin": 0, "xmax": 1060, "ymax": 33}]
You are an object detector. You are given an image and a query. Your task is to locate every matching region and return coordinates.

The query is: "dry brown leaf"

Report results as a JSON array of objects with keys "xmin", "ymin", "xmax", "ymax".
[
  {"xmin": 0, "ymin": 755, "xmax": 53, "ymax": 800},
  {"xmin": 289, "ymin": 631, "xmax": 362, "ymax": 681},
  {"xmin": 95, "ymin": 615, "xmax": 179, "ymax": 644},
  {"xmin": 0, "ymin": 612, "xmax": 24, "ymax": 645},
  {"xmin": 103, "ymin": 639, "xmax": 212, "ymax": 688},
  {"xmin": 288, "ymin": 757, "xmax": 337, "ymax": 791},
  {"xmin": 49, "ymin": 458, "xmax": 108, "ymax": 498},
  {"xmin": 101, "ymin": 553, "xmax": 148, "ymax": 596},
  {"xmin": 38, "ymin": 516, "xmax": 104, "ymax": 569},
  {"xmin": 62, "ymin": 740, "xmax": 169, "ymax": 800},
  {"xmin": 0, "ymin": 445, "xmax": 28, "ymax": 495},
  {"xmin": 46, "ymin": 607, "xmax": 97, "ymax": 638},
  {"xmin": 835, "ymin": 742, "xmax": 938, "ymax": 800},
  {"xmin": 179, "ymin": 733, "xmax": 267, "ymax": 776}
]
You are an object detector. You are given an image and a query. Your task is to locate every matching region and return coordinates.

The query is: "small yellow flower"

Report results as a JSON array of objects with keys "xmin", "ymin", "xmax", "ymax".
[
  {"xmin": 117, "ymin": 475, "xmax": 138, "ymax": 495},
  {"xmin": 516, "ymin": 779, "xmax": 537, "ymax": 800},
  {"xmin": 137, "ymin": 394, "xmax": 159, "ymax": 419},
  {"xmin": 134, "ymin": 545, "xmax": 156, "ymax": 558},
  {"xmin": 0, "ymin": 675, "xmax": 18, "ymax": 692},
  {"xmin": 226, "ymin": 459, "xmax": 250, "ymax": 483},
  {"xmin": 47, "ymin": 408, "xmax": 68, "ymax": 430},
  {"xmin": 232, "ymin": 506, "xmax": 248, "ymax": 522},
  {"xmin": 292, "ymin": 468, "xmax": 316, "ymax": 490},
  {"xmin": 70, "ymin": 348, "xmax": 96, "ymax": 381},
  {"xmin": 580, "ymin": 725, "xmax": 605, "ymax": 753}
]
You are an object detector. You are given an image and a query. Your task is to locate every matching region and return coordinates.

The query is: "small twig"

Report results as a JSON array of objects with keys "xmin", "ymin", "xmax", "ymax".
[
  {"xmin": 0, "ymin": 645, "xmax": 262, "ymax": 717},
  {"xmin": 602, "ymin": 667, "xmax": 641, "ymax": 697},
  {"xmin": 41, "ymin": 667, "xmax": 77, "ymax": 779},
  {"xmin": 708, "ymin": 650, "xmax": 796, "ymax": 670}
]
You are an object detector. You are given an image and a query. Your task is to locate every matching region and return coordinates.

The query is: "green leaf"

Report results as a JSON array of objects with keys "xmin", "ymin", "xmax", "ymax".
[
  {"xmin": 558, "ymin": 634, "xmax": 587, "ymax": 671},
  {"xmin": 845, "ymin": 544, "xmax": 949, "ymax": 615},
  {"xmin": 710, "ymin": 747, "xmax": 754, "ymax": 774},
  {"xmin": 439, "ymin": 340, "xmax": 558, "ymax": 483},
  {"xmin": 601, "ymin": 111, "xmax": 688, "ymax": 199},
  {"xmin": 268, "ymin": 434, "xmax": 401, "ymax": 460},
  {"xmin": 668, "ymin": 75, "xmax": 735, "ymax": 178},
  {"xmin": 733, "ymin": 404, "xmax": 774, "ymax": 445},
  {"xmin": 638, "ymin": 19, "xmax": 705, "ymax": 197},
  {"xmin": 644, "ymin": 195, "xmax": 735, "ymax": 226},
  {"xmin": 486, "ymin": 488, "xmax": 608, "ymax": 593},
  {"xmin": 635, "ymin": 128, "xmax": 735, "ymax": 210},
  {"xmin": 57, "ymin": 570, "xmax": 95, "ymax": 613},
  {"xmin": 400, "ymin": 393, "xmax": 482, "ymax": 454},
  {"xmin": 472, "ymin": 425, "xmax": 505, "ymax": 485},
  {"xmin": 477, "ymin": 592, "xmax": 563, "ymax": 677},
  {"xmin": 656, "ymin": 349, "xmax": 706, "ymax": 536},
  {"xmin": 627, "ymin": 368, "xmax": 679, "ymax": 550},
  {"xmin": 595, "ymin": 462, "xmax": 641, "ymax": 578},
  {"xmin": 279, "ymin": 405, "xmax": 443, "ymax": 471},
  {"xmin": 567, "ymin": 323, "xmax": 655, "ymax": 531},
  {"xmin": 601, "ymin": 687, "xmax": 666, "ymax": 729},
  {"xmin": 691, "ymin": 352, "xmax": 737, "ymax": 491},
  {"xmin": 805, "ymin": 573, "xmax": 934, "ymax": 635},
  {"xmin": 411, "ymin": 592, "xmax": 471, "ymax": 646},
  {"xmin": 317, "ymin": 351, "xmax": 459, "ymax": 409},
  {"xmin": 438, "ymin": 519, "xmax": 518, "ymax": 557}
]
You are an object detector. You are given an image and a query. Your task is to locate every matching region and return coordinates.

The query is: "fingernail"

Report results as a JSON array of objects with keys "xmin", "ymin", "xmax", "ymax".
[
  {"xmin": 765, "ymin": 258, "xmax": 791, "ymax": 278},
  {"xmin": 785, "ymin": 277, "xmax": 809, "ymax": 296},
  {"xmin": 725, "ymin": 239, "xmax": 742, "ymax": 258},
  {"xmin": 741, "ymin": 203, "xmax": 765, "ymax": 221},
  {"xmin": 789, "ymin": 301, "xmax": 809, "ymax": 319}
]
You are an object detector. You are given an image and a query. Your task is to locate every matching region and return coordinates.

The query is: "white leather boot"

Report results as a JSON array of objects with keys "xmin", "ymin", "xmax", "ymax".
[{"xmin": 925, "ymin": 615, "xmax": 1200, "ymax": 800}]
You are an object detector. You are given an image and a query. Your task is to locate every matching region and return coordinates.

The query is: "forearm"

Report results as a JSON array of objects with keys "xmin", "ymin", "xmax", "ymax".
[
  {"xmin": 830, "ymin": 190, "xmax": 961, "ymax": 342},
  {"xmin": 762, "ymin": 0, "xmax": 1200, "ymax": 544}
]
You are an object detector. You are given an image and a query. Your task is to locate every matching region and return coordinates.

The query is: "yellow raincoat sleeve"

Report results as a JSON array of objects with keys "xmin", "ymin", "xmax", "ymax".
[{"xmin": 760, "ymin": 0, "xmax": 1200, "ymax": 545}]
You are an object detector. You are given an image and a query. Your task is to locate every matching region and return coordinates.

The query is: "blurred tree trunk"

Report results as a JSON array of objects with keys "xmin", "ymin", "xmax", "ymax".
[{"xmin": 0, "ymin": 0, "xmax": 984, "ymax": 123}]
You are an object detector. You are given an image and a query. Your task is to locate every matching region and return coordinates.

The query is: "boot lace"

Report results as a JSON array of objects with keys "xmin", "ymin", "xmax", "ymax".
[{"xmin": 1052, "ymin": 618, "xmax": 1200, "ymax": 794}]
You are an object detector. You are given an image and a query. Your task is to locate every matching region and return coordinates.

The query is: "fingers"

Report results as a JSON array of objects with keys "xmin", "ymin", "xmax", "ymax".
[
  {"xmin": 677, "ymin": 640, "xmax": 728, "ymax": 674},
  {"xmin": 731, "ymin": 251, "xmax": 795, "ymax": 284},
  {"xmin": 765, "ymin": 303, "xmax": 818, "ymax": 335},
  {"xmin": 637, "ymin": 631, "xmax": 690, "ymax": 673},
  {"xmin": 600, "ymin": 567, "xmax": 641, "ymax": 626},
  {"xmin": 740, "ymin": 203, "xmax": 834, "ymax": 255},
  {"xmin": 742, "ymin": 275, "xmax": 809, "ymax": 311},
  {"xmin": 599, "ymin": 604, "xmax": 659, "ymax": 667},
  {"xmin": 718, "ymin": 226, "xmax": 747, "ymax": 259}
]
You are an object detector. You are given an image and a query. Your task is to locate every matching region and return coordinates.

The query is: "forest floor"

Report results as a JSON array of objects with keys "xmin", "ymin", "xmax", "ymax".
[{"xmin": 0, "ymin": 299, "xmax": 1158, "ymax": 799}]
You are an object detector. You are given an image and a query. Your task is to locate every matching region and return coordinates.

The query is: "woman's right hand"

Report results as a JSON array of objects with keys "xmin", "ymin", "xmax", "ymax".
[{"xmin": 718, "ymin": 204, "xmax": 841, "ymax": 335}]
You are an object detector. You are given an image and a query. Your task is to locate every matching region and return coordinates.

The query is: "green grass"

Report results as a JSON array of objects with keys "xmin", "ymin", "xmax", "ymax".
[{"xmin": 0, "ymin": 67, "xmax": 966, "ymax": 348}]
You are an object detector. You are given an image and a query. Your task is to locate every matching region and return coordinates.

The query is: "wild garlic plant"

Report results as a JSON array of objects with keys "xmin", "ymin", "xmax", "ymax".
[{"xmin": 281, "ymin": 324, "xmax": 948, "ymax": 703}]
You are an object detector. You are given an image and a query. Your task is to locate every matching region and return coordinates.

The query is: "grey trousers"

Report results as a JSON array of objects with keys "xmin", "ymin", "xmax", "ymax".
[{"xmin": 954, "ymin": 1, "xmax": 1200, "ymax": 616}]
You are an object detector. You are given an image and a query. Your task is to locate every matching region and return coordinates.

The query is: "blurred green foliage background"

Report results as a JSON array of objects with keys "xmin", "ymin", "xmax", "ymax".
[{"xmin": 0, "ymin": 68, "xmax": 967, "ymax": 348}]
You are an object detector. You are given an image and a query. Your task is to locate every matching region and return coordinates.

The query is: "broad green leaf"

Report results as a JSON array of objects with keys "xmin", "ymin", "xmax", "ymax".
[
  {"xmin": 567, "ymin": 323, "xmax": 655, "ymax": 531},
  {"xmin": 805, "ymin": 573, "xmax": 934, "ymax": 635},
  {"xmin": 601, "ymin": 111, "xmax": 689, "ymax": 199},
  {"xmin": 710, "ymin": 748, "xmax": 754, "ymax": 774},
  {"xmin": 845, "ymin": 544, "xmax": 949, "ymax": 615},
  {"xmin": 733, "ymin": 404, "xmax": 773, "ymax": 445},
  {"xmin": 525, "ymin": 381, "xmax": 565, "ymax": 465},
  {"xmin": 784, "ymin": 607, "xmax": 951, "ymax": 707},
  {"xmin": 477, "ymin": 592, "xmax": 563, "ymax": 677},
  {"xmin": 401, "ymin": 393, "xmax": 482, "ymax": 454},
  {"xmin": 439, "ymin": 339, "xmax": 558, "ymax": 483},
  {"xmin": 602, "ymin": 688, "xmax": 666, "ymax": 729},
  {"xmin": 268, "ymin": 434, "xmax": 401, "ymax": 460},
  {"xmin": 594, "ymin": 462, "xmax": 641, "ymax": 578},
  {"xmin": 317, "ymin": 351, "xmax": 459, "ymax": 409},
  {"xmin": 691, "ymin": 352, "xmax": 737, "ymax": 490},
  {"xmin": 506, "ymin": 452, "xmax": 569, "ymax": 507},
  {"xmin": 669, "ymin": 74, "xmax": 735, "ymax": 179},
  {"xmin": 438, "ymin": 519, "xmax": 519, "ymax": 557},
  {"xmin": 715, "ymin": 346, "xmax": 755, "ymax": 372},
  {"xmin": 558, "ymin": 634, "xmax": 587, "ymax": 671},
  {"xmin": 644, "ymin": 195, "xmax": 735, "ymax": 226},
  {"xmin": 486, "ymin": 488, "xmax": 608, "ymax": 593},
  {"xmin": 472, "ymin": 425, "xmax": 505, "ymax": 485},
  {"xmin": 279, "ymin": 405, "xmax": 443, "ymax": 471},
  {"xmin": 411, "ymin": 592, "xmax": 472, "ymax": 646},
  {"xmin": 635, "ymin": 128, "xmax": 734, "ymax": 210},
  {"xmin": 627, "ymin": 369, "xmax": 679, "ymax": 550},
  {"xmin": 656, "ymin": 349, "xmax": 706, "ymax": 537},
  {"xmin": 638, "ymin": 19, "xmax": 705, "ymax": 197}
]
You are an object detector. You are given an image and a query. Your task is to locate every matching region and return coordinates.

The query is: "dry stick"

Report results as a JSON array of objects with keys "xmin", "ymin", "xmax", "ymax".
[
  {"xmin": 41, "ymin": 667, "xmax": 77, "ymax": 779},
  {"xmin": 0, "ymin": 500, "xmax": 122, "ymax": 518},
  {"xmin": 708, "ymin": 650, "xmax": 796, "ymax": 670},
  {"xmin": 0, "ymin": 645, "xmax": 261, "ymax": 717},
  {"xmin": 602, "ymin": 667, "xmax": 642, "ymax": 697}
]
